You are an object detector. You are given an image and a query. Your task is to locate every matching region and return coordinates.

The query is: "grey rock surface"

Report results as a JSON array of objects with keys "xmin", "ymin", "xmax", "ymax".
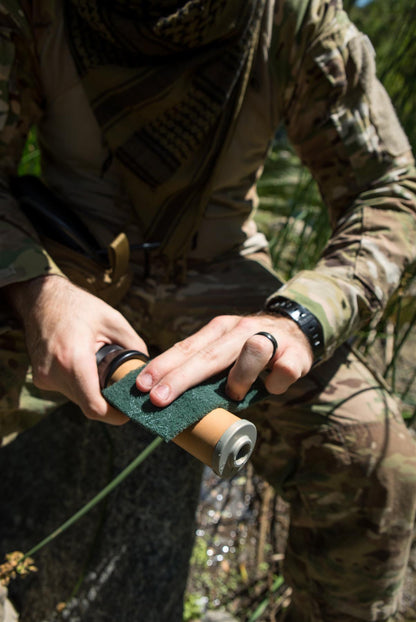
[
  {"xmin": 202, "ymin": 611, "xmax": 239, "ymax": 622},
  {"xmin": 0, "ymin": 403, "xmax": 202, "ymax": 622},
  {"xmin": 0, "ymin": 585, "xmax": 18, "ymax": 622}
]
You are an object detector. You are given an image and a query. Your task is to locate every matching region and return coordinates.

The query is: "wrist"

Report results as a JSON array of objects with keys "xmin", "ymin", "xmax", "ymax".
[
  {"xmin": 263, "ymin": 295, "xmax": 325, "ymax": 362},
  {"xmin": 5, "ymin": 274, "xmax": 67, "ymax": 321}
]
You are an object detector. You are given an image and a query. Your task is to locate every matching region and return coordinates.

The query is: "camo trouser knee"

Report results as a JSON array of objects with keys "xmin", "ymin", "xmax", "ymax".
[
  {"xmin": 0, "ymin": 327, "xmax": 65, "ymax": 443},
  {"xmin": 248, "ymin": 345, "xmax": 416, "ymax": 621}
]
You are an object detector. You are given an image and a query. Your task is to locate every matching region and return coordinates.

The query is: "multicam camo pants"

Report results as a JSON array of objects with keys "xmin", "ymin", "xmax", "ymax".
[{"xmin": 1, "ymin": 251, "xmax": 416, "ymax": 622}]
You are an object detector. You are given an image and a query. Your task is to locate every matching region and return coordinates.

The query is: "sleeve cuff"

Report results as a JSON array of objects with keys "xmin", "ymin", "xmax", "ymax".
[
  {"xmin": 266, "ymin": 270, "xmax": 363, "ymax": 359},
  {"xmin": 0, "ymin": 236, "xmax": 65, "ymax": 288}
]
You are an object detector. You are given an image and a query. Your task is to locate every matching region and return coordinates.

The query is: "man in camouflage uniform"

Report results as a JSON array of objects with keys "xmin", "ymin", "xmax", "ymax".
[{"xmin": 1, "ymin": 1, "xmax": 416, "ymax": 621}]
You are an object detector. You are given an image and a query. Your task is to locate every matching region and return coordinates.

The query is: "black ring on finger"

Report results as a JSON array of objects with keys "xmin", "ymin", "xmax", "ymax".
[{"xmin": 254, "ymin": 331, "xmax": 278, "ymax": 362}]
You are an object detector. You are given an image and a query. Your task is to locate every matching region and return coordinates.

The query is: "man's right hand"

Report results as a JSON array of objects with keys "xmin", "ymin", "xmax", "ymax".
[{"xmin": 5, "ymin": 275, "xmax": 147, "ymax": 424}]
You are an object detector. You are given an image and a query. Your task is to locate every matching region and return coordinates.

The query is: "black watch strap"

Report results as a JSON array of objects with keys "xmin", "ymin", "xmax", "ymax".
[{"xmin": 264, "ymin": 295, "xmax": 325, "ymax": 360}]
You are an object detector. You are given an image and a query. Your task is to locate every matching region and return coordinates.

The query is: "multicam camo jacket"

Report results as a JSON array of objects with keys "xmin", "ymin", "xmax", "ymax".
[{"xmin": 0, "ymin": 0, "xmax": 416, "ymax": 361}]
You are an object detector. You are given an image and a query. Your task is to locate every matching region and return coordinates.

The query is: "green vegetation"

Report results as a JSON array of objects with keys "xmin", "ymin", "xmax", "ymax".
[
  {"xmin": 348, "ymin": 0, "xmax": 416, "ymax": 148},
  {"xmin": 19, "ymin": 128, "xmax": 41, "ymax": 177}
]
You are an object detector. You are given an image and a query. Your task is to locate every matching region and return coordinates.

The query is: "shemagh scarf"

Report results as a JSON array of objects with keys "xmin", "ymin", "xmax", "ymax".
[{"xmin": 64, "ymin": 0, "xmax": 266, "ymax": 262}]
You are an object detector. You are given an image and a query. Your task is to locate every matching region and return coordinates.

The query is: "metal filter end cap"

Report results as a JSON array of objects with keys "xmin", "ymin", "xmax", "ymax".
[{"xmin": 212, "ymin": 419, "xmax": 257, "ymax": 478}]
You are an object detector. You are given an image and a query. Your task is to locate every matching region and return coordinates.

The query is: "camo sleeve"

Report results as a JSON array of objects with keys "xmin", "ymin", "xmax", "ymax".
[
  {"xmin": 0, "ymin": 8, "xmax": 62, "ymax": 290},
  {"xmin": 269, "ymin": 0, "xmax": 416, "ymax": 359}
]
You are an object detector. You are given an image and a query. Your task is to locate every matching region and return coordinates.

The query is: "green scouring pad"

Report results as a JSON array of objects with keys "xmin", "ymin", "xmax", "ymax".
[{"xmin": 102, "ymin": 369, "xmax": 268, "ymax": 441}]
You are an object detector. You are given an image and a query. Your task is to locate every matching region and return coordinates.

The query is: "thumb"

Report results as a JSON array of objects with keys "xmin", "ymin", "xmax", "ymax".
[{"xmin": 101, "ymin": 312, "xmax": 149, "ymax": 356}]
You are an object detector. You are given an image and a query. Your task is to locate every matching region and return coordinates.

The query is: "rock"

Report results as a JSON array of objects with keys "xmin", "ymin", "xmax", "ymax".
[
  {"xmin": 202, "ymin": 611, "xmax": 238, "ymax": 622},
  {"xmin": 0, "ymin": 403, "xmax": 203, "ymax": 622},
  {"xmin": 0, "ymin": 585, "xmax": 18, "ymax": 622}
]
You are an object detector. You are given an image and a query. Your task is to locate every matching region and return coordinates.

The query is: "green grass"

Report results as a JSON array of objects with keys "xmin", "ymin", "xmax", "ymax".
[{"xmin": 18, "ymin": 128, "xmax": 41, "ymax": 177}]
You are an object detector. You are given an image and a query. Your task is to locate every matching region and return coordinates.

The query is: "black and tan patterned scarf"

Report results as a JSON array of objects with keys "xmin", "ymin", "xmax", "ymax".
[{"xmin": 64, "ymin": 0, "xmax": 266, "ymax": 262}]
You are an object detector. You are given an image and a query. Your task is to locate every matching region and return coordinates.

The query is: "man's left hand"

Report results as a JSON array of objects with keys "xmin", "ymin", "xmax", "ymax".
[{"xmin": 135, "ymin": 314, "xmax": 314, "ymax": 406}]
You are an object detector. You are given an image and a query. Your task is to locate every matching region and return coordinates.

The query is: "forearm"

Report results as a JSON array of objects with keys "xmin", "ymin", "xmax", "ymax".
[
  {"xmin": 272, "ymin": 2, "xmax": 416, "ymax": 358},
  {"xmin": 271, "ymin": 162, "xmax": 416, "ymax": 358},
  {"xmin": 0, "ymin": 177, "xmax": 65, "ymax": 293},
  {"xmin": 4, "ymin": 273, "xmax": 65, "ymax": 322},
  {"xmin": 0, "ymin": 17, "xmax": 61, "ymax": 291}
]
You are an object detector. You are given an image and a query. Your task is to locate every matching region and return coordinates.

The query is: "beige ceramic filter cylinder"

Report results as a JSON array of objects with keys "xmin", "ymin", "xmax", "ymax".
[{"xmin": 99, "ymin": 348, "xmax": 257, "ymax": 478}]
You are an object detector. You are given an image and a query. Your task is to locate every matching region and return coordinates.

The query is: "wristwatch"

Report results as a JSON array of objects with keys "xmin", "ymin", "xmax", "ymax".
[{"xmin": 264, "ymin": 295, "xmax": 325, "ymax": 361}]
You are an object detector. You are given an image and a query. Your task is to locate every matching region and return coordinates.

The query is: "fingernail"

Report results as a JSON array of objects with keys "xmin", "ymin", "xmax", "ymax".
[
  {"xmin": 153, "ymin": 384, "xmax": 170, "ymax": 401},
  {"xmin": 137, "ymin": 372, "xmax": 153, "ymax": 390},
  {"xmin": 226, "ymin": 384, "xmax": 243, "ymax": 402}
]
